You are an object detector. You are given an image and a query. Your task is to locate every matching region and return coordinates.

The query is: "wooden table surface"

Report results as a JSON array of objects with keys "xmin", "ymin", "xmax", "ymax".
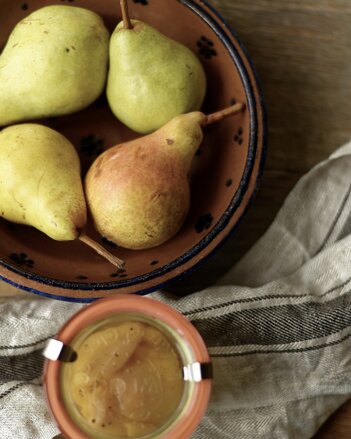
[{"xmin": 1, "ymin": 0, "xmax": 350, "ymax": 437}]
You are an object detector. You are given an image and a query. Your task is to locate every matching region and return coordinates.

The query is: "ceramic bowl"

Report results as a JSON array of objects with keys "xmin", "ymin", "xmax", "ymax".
[{"xmin": 0, "ymin": 0, "xmax": 266, "ymax": 302}]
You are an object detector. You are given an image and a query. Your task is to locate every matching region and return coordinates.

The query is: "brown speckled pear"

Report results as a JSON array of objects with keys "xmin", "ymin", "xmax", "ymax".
[{"xmin": 85, "ymin": 104, "xmax": 244, "ymax": 250}]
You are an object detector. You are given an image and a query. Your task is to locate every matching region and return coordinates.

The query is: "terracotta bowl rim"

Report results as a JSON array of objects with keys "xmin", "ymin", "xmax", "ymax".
[{"xmin": 0, "ymin": 0, "xmax": 267, "ymax": 301}]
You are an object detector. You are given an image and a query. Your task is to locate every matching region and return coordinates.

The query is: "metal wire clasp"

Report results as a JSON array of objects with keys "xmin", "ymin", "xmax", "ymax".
[
  {"xmin": 183, "ymin": 362, "xmax": 213, "ymax": 382},
  {"xmin": 43, "ymin": 339, "xmax": 77, "ymax": 363}
]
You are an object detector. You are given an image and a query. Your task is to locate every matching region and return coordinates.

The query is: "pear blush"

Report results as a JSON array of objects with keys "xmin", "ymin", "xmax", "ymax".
[{"xmin": 43, "ymin": 295, "xmax": 212, "ymax": 439}]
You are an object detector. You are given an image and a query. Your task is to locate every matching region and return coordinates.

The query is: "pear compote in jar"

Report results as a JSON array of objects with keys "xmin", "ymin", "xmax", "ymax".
[
  {"xmin": 43, "ymin": 295, "xmax": 212, "ymax": 439},
  {"xmin": 62, "ymin": 315, "xmax": 186, "ymax": 437}
]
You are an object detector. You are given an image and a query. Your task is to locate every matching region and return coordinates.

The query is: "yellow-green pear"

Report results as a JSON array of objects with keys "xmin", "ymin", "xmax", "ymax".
[
  {"xmin": 0, "ymin": 124, "xmax": 86, "ymax": 241},
  {"xmin": 106, "ymin": 0, "xmax": 207, "ymax": 134},
  {"xmin": 0, "ymin": 6, "xmax": 109, "ymax": 127},
  {"xmin": 0, "ymin": 124, "xmax": 124, "ymax": 268},
  {"xmin": 85, "ymin": 104, "xmax": 244, "ymax": 250}
]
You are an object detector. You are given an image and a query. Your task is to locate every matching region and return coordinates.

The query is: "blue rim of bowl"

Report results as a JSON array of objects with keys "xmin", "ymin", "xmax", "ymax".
[{"xmin": 0, "ymin": 0, "xmax": 267, "ymax": 302}]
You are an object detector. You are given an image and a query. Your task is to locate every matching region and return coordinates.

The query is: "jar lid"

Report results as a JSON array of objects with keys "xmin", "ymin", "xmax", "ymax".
[{"xmin": 43, "ymin": 295, "xmax": 212, "ymax": 439}]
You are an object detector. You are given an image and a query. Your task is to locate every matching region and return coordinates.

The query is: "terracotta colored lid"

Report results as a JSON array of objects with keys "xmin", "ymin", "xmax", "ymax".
[{"xmin": 44, "ymin": 295, "xmax": 212, "ymax": 439}]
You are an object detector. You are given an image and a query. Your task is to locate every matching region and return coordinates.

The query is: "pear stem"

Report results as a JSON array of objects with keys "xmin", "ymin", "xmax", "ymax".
[
  {"xmin": 78, "ymin": 233, "xmax": 125, "ymax": 270},
  {"xmin": 120, "ymin": 0, "xmax": 133, "ymax": 30},
  {"xmin": 202, "ymin": 103, "xmax": 245, "ymax": 127}
]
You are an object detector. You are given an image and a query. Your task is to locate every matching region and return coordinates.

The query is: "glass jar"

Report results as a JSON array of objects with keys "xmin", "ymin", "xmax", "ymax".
[{"xmin": 43, "ymin": 295, "xmax": 212, "ymax": 439}]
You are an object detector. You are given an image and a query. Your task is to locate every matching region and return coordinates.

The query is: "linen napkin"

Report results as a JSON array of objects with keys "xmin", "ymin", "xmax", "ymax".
[{"xmin": 0, "ymin": 140, "xmax": 350, "ymax": 439}]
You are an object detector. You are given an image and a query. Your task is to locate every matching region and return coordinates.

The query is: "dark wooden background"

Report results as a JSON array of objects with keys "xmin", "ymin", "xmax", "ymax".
[{"xmin": 1, "ymin": 0, "xmax": 350, "ymax": 437}]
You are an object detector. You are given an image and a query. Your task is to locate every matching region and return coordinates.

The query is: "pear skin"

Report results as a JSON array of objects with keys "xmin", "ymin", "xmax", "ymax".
[
  {"xmin": 86, "ymin": 112, "xmax": 206, "ymax": 250},
  {"xmin": 107, "ymin": 19, "xmax": 207, "ymax": 134},
  {"xmin": 0, "ymin": 124, "xmax": 86, "ymax": 241},
  {"xmin": 0, "ymin": 6, "xmax": 109, "ymax": 126}
]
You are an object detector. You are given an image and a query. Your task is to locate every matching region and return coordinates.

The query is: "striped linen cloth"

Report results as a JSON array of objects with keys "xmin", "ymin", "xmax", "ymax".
[{"xmin": 0, "ymin": 141, "xmax": 350, "ymax": 438}]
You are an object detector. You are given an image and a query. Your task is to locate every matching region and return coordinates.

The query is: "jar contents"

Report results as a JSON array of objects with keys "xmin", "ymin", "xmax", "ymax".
[{"xmin": 61, "ymin": 319, "xmax": 185, "ymax": 438}]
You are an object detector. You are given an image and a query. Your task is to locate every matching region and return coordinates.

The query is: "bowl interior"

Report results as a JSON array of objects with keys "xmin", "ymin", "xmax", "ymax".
[{"xmin": 0, "ymin": 0, "xmax": 253, "ymax": 297}]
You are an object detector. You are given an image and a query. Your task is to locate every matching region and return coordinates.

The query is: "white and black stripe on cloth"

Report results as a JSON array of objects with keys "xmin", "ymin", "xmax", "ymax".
[{"xmin": 1, "ymin": 273, "xmax": 349, "ymax": 383}]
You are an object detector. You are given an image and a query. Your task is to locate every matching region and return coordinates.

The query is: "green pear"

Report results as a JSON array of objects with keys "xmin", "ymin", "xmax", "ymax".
[
  {"xmin": 0, "ymin": 124, "xmax": 124, "ymax": 268},
  {"xmin": 0, "ymin": 6, "xmax": 109, "ymax": 126},
  {"xmin": 0, "ymin": 124, "xmax": 86, "ymax": 241},
  {"xmin": 106, "ymin": 1, "xmax": 207, "ymax": 134},
  {"xmin": 85, "ymin": 104, "xmax": 244, "ymax": 250}
]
